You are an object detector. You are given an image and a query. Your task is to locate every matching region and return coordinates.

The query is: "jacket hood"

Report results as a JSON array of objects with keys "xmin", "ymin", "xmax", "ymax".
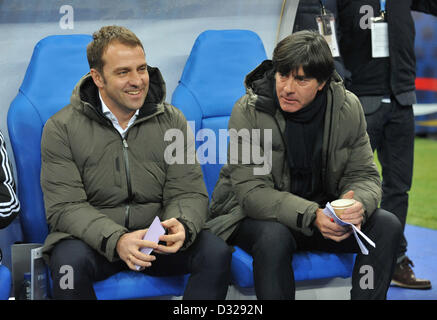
[
  {"xmin": 70, "ymin": 65, "xmax": 167, "ymax": 124},
  {"xmin": 244, "ymin": 60, "xmax": 346, "ymax": 116}
]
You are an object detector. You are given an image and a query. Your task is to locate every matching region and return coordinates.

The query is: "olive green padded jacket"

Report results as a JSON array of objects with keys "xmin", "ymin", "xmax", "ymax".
[{"xmin": 205, "ymin": 61, "xmax": 381, "ymax": 241}]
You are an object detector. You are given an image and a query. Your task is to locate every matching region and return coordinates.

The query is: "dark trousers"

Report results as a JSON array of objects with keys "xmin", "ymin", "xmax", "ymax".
[
  {"xmin": 363, "ymin": 99, "xmax": 415, "ymax": 260},
  {"xmin": 230, "ymin": 209, "xmax": 402, "ymax": 300},
  {"xmin": 49, "ymin": 230, "xmax": 232, "ymax": 300}
]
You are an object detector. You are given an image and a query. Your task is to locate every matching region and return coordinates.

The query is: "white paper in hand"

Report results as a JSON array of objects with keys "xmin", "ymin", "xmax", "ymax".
[
  {"xmin": 135, "ymin": 216, "xmax": 165, "ymax": 270},
  {"xmin": 323, "ymin": 202, "xmax": 375, "ymax": 255}
]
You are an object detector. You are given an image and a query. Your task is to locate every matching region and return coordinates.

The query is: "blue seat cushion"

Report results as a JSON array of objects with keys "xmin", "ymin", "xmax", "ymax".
[
  {"xmin": 231, "ymin": 246, "xmax": 355, "ymax": 288},
  {"xmin": 93, "ymin": 271, "xmax": 190, "ymax": 300}
]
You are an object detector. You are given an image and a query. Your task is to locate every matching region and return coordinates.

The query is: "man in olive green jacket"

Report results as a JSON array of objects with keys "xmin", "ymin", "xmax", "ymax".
[
  {"xmin": 41, "ymin": 26, "xmax": 231, "ymax": 300},
  {"xmin": 206, "ymin": 31, "xmax": 401, "ymax": 300}
]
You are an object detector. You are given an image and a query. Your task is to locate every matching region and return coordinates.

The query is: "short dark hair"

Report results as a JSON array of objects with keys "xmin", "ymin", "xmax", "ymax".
[
  {"xmin": 87, "ymin": 25, "xmax": 144, "ymax": 73},
  {"xmin": 272, "ymin": 30, "xmax": 334, "ymax": 83}
]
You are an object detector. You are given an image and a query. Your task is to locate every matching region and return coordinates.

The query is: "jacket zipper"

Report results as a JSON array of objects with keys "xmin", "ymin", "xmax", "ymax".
[
  {"xmin": 272, "ymin": 112, "xmax": 289, "ymax": 190},
  {"xmin": 322, "ymin": 89, "xmax": 334, "ymax": 190},
  {"xmin": 122, "ymin": 138, "xmax": 133, "ymax": 228},
  {"xmin": 86, "ymin": 99, "xmax": 164, "ymax": 228}
]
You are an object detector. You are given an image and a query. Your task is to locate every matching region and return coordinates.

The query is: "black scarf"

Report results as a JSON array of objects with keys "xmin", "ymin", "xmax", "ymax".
[{"xmin": 279, "ymin": 84, "xmax": 328, "ymax": 203}]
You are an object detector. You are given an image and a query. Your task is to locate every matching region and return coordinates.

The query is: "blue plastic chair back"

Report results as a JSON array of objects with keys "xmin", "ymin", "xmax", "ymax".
[
  {"xmin": 8, "ymin": 35, "xmax": 92, "ymax": 243},
  {"xmin": 171, "ymin": 29, "xmax": 268, "ymax": 196},
  {"xmin": 0, "ymin": 265, "xmax": 12, "ymax": 300}
]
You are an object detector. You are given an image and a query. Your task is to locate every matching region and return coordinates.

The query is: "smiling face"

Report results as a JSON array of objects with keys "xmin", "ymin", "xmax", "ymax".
[
  {"xmin": 90, "ymin": 41, "xmax": 149, "ymax": 119},
  {"xmin": 275, "ymin": 66, "xmax": 326, "ymax": 113}
]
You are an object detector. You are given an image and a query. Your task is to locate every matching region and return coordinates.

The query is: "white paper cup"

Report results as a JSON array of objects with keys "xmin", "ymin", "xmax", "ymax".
[{"xmin": 331, "ymin": 199, "xmax": 356, "ymax": 218}]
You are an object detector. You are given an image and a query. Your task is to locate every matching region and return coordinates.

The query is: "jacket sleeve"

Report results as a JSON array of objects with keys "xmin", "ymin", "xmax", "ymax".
[
  {"xmin": 41, "ymin": 118, "xmax": 127, "ymax": 262},
  {"xmin": 161, "ymin": 107, "xmax": 209, "ymax": 249},
  {"xmin": 0, "ymin": 131, "xmax": 20, "ymax": 229},
  {"xmin": 227, "ymin": 97, "xmax": 319, "ymax": 236},
  {"xmin": 336, "ymin": 92, "xmax": 381, "ymax": 223},
  {"xmin": 412, "ymin": 1, "xmax": 437, "ymax": 15}
]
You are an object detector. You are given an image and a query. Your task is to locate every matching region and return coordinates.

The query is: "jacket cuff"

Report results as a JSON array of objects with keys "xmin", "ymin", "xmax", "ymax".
[
  {"xmin": 177, "ymin": 218, "xmax": 195, "ymax": 250},
  {"xmin": 277, "ymin": 196, "xmax": 318, "ymax": 236},
  {"xmin": 102, "ymin": 227, "xmax": 128, "ymax": 262}
]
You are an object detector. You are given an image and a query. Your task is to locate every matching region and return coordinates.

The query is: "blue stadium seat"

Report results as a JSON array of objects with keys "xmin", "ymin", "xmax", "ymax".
[
  {"xmin": 171, "ymin": 29, "xmax": 355, "ymax": 292},
  {"xmin": 7, "ymin": 35, "xmax": 188, "ymax": 299},
  {"xmin": 231, "ymin": 247, "xmax": 355, "ymax": 288},
  {"xmin": 0, "ymin": 265, "xmax": 12, "ymax": 300}
]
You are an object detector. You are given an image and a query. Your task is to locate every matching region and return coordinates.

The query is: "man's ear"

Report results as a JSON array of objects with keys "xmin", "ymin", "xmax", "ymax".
[
  {"xmin": 318, "ymin": 80, "xmax": 327, "ymax": 91},
  {"xmin": 90, "ymin": 68, "xmax": 105, "ymax": 88}
]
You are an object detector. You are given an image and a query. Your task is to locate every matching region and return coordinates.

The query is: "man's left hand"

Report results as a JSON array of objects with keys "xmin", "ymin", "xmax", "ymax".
[
  {"xmin": 339, "ymin": 190, "xmax": 364, "ymax": 229},
  {"xmin": 155, "ymin": 218, "xmax": 186, "ymax": 254}
]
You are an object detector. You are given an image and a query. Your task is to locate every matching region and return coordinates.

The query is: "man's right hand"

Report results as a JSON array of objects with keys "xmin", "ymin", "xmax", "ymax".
[
  {"xmin": 314, "ymin": 208, "xmax": 352, "ymax": 242},
  {"xmin": 116, "ymin": 229, "xmax": 158, "ymax": 271}
]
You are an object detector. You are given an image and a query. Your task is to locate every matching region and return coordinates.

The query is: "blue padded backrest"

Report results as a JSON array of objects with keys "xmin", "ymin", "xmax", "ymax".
[
  {"xmin": 0, "ymin": 265, "xmax": 12, "ymax": 300},
  {"xmin": 171, "ymin": 30, "xmax": 267, "ymax": 196},
  {"xmin": 7, "ymin": 35, "xmax": 92, "ymax": 243}
]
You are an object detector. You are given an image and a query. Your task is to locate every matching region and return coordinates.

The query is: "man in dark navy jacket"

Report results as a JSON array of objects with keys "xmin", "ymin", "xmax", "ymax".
[{"xmin": 333, "ymin": 0, "xmax": 436, "ymax": 289}]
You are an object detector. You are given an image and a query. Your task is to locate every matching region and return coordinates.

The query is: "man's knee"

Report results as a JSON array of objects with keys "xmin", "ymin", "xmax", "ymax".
[
  {"xmin": 368, "ymin": 209, "xmax": 402, "ymax": 242},
  {"xmin": 252, "ymin": 221, "xmax": 296, "ymax": 258},
  {"xmin": 194, "ymin": 231, "xmax": 232, "ymax": 268},
  {"xmin": 49, "ymin": 239, "xmax": 95, "ymax": 281}
]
